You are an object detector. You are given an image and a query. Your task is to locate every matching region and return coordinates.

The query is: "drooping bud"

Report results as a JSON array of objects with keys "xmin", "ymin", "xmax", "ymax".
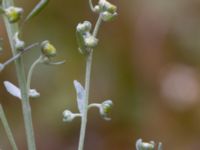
[
  {"xmin": 62, "ymin": 110, "xmax": 81, "ymax": 122},
  {"xmin": 13, "ymin": 32, "xmax": 25, "ymax": 50},
  {"xmin": 4, "ymin": 6, "xmax": 23, "ymax": 23},
  {"xmin": 97, "ymin": 0, "xmax": 117, "ymax": 22},
  {"xmin": 41, "ymin": 40, "xmax": 57, "ymax": 57},
  {"xmin": 100, "ymin": 100, "xmax": 113, "ymax": 120}
]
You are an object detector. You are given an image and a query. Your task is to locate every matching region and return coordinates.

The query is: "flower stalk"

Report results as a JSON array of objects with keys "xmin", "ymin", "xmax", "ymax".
[
  {"xmin": 2, "ymin": 0, "xmax": 36, "ymax": 149},
  {"xmin": 78, "ymin": 14, "xmax": 103, "ymax": 150}
]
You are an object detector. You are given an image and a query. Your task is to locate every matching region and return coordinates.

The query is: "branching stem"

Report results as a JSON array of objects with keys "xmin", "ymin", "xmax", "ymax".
[
  {"xmin": 2, "ymin": 0, "xmax": 36, "ymax": 149},
  {"xmin": 78, "ymin": 14, "xmax": 102, "ymax": 150}
]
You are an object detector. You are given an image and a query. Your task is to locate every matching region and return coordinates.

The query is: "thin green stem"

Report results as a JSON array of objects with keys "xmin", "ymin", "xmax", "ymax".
[
  {"xmin": 2, "ymin": 0, "xmax": 36, "ymax": 150},
  {"xmin": 27, "ymin": 55, "xmax": 43, "ymax": 93},
  {"xmin": 3, "ymin": 43, "xmax": 39, "ymax": 68},
  {"xmin": 78, "ymin": 15, "xmax": 102, "ymax": 150},
  {"xmin": 0, "ymin": 104, "xmax": 18, "ymax": 150}
]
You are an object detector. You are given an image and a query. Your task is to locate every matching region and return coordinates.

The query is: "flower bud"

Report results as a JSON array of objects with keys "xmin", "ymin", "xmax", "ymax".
[
  {"xmin": 13, "ymin": 32, "xmax": 25, "ymax": 50},
  {"xmin": 94, "ymin": 5, "xmax": 100, "ymax": 13},
  {"xmin": 41, "ymin": 40, "xmax": 56, "ymax": 57},
  {"xmin": 84, "ymin": 35, "xmax": 98, "ymax": 48},
  {"xmin": 76, "ymin": 21, "xmax": 92, "ymax": 33},
  {"xmin": 5, "ymin": 6, "xmax": 23, "ymax": 23},
  {"xmin": 136, "ymin": 139, "xmax": 155, "ymax": 150},
  {"xmin": 99, "ymin": 0, "xmax": 117, "ymax": 14},
  {"xmin": 62, "ymin": 110, "xmax": 81, "ymax": 122},
  {"xmin": 100, "ymin": 100, "xmax": 113, "ymax": 120},
  {"xmin": 101, "ymin": 11, "xmax": 117, "ymax": 22}
]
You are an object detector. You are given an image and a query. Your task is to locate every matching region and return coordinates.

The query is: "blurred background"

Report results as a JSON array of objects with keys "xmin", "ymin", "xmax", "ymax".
[{"xmin": 1, "ymin": 0, "xmax": 200, "ymax": 149}]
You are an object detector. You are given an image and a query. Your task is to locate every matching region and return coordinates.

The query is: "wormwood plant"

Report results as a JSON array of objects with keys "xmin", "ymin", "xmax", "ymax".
[{"xmin": 0, "ymin": 0, "xmax": 163, "ymax": 149}]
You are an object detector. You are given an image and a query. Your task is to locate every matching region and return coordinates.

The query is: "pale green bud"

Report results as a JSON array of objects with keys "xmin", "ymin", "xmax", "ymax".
[
  {"xmin": 62, "ymin": 110, "xmax": 81, "ymax": 122},
  {"xmin": 41, "ymin": 40, "xmax": 57, "ymax": 57},
  {"xmin": 77, "ymin": 21, "xmax": 92, "ymax": 33},
  {"xmin": 5, "ymin": 6, "xmax": 23, "ymax": 23},
  {"xmin": 84, "ymin": 35, "xmax": 98, "ymax": 48},
  {"xmin": 100, "ymin": 100, "xmax": 113, "ymax": 120},
  {"xmin": 101, "ymin": 11, "xmax": 117, "ymax": 22},
  {"xmin": 13, "ymin": 32, "xmax": 25, "ymax": 50}
]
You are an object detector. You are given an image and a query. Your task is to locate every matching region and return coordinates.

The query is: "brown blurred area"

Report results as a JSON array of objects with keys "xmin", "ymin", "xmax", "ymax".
[{"xmin": 1, "ymin": 0, "xmax": 200, "ymax": 149}]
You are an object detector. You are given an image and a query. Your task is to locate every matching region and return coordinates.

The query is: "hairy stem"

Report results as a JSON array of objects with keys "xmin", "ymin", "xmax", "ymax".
[
  {"xmin": 78, "ymin": 15, "xmax": 102, "ymax": 150},
  {"xmin": 0, "ymin": 104, "xmax": 18, "ymax": 150},
  {"xmin": 2, "ymin": 0, "xmax": 36, "ymax": 150}
]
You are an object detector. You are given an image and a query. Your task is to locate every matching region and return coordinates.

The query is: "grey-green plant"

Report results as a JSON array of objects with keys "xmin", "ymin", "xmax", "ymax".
[
  {"xmin": 62, "ymin": 0, "xmax": 117, "ymax": 150},
  {"xmin": 0, "ymin": 0, "xmax": 63, "ymax": 149}
]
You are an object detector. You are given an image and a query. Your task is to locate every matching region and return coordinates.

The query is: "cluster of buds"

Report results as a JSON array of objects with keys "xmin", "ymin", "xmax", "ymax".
[
  {"xmin": 93, "ymin": 0, "xmax": 117, "ymax": 22},
  {"xmin": 4, "ymin": 6, "xmax": 23, "ymax": 23},
  {"xmin": 136, "ymin": 139, "xmax": 162, "ymax": 150},
  {"xmin": 76, "ymin": 21, "xmax": 98, "ymax": 54}
]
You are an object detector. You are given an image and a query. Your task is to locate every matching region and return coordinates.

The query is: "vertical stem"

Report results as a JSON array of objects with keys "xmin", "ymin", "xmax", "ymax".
[
  {"xmin": 2, "ymin": 1, "xmax": 36, "ymax": 150},
  {"xmin": 0, "ymin": 104, "xmax": 18, "ymax": 150},
  {"xmin": 78, "ymin": 15, "xmax": 102, "ymax": 150}
]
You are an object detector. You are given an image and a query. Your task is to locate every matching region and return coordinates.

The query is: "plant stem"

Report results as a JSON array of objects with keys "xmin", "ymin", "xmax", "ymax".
[
  {"xmin": 0, "ymin": 104, "xmax": 18, "ymax": 150},
  {"xmin": 2, "ymin": 1, "xmax": 36, "ymax": 150},
  {"xmin": 27, "ymin": 55, "xmax": 42, "ymax": 93},
  {"xmin": 78, "ymin": 15, "xmax": 102, "ymax": 150}
]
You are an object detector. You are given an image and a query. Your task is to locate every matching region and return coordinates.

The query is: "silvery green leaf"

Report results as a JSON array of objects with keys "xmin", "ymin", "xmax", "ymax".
[
  {"xmin": 4, "ymin": 81, "xmax": 40, "ymax": 99},
  {"xmin": 25, "ymin": 0, "xmax": 49, "ymax": 21},
  {"xmin": 73, "ymin": 80, "xmax": 85, "ymax": 114},
  {"xmin": 4, "ymin": 81, "xmax": 21, "ymax": 99}
]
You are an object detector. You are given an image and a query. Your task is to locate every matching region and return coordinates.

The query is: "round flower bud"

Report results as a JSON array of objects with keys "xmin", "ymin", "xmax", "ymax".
[
  {"xmin": 63, "ymin": 110, "xmax": 74, "ymax": 122},
  {"xmin": 13, "ymin": 32, "xmax": 25, "ymax": 50},
  {"xmin": 62, "ymin": 110, "xmax": 81, "ymax": 122},
  {"xmin": 84, "ymin": 35, "xmax": 98, "ymax": 48},
  {"xmin": 101, "ymin": 11, "xmax": 117, "ymax": 22},
  {"xmin": 41, "ymin": 40, "xmax": 56, "ymax": 57},
  {"xmin": 5, "ymin": 6, "xmax": 23, "ymax": 23},
  {"xmin": 100, "ymin": 100, "xmax": 113, "ymax": 120},
  {"xmin": 94, "ymin": 5, "xmax": 100, "ymax": 13},
  {"xmin": 76, "ymin": 21, "xmax": 92, "ymax": 33},
  {"xmin": 99, "ymin": 0, "xmax": 117, "ymax": 13}
]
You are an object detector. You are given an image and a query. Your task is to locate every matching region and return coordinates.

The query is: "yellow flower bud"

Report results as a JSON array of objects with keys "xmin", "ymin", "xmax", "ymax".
[
  {"xmin": 41, "ymin": 40, "xmax": 57, "ymax": 57},
  {"xmin": 5, "ymin": 6, "xmax": 23, "ymax": 23}
]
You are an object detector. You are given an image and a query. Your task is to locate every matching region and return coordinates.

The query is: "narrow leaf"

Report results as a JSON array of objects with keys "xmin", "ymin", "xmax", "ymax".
[
  {"xmin": 25, "ymin": 0, "xmax": 49, "ymax": 21},
  {"xmin": 73, "ymin": 80, "xmax": 85, "ymax": 114},
  {"xmin": 4, "ymin": 81, "xmax": 21, "ymax": 99},
  {"xmin": 4, "ymin": 81, "xmax": 40, "ymax": 99}
]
